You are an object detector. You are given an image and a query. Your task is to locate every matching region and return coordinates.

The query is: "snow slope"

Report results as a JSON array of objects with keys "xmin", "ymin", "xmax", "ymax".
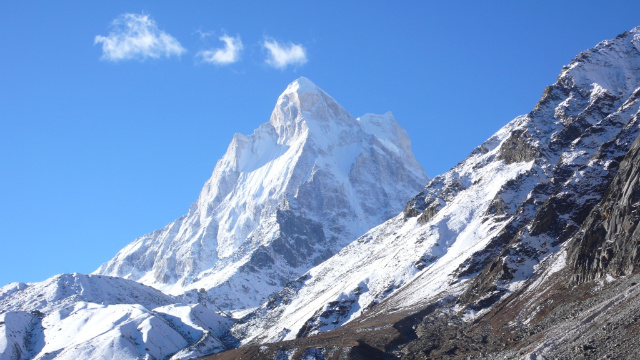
[
  {"xmin": 232, "ymin": 26, "xmax": 640, "ymax": 346},
  {"xmin": 96, "ymin": 77, "xmax": 427, "ymax": 312},
  {"xmin": 0, "ymin": 274, "xmax": 233, "ymax": 360}
]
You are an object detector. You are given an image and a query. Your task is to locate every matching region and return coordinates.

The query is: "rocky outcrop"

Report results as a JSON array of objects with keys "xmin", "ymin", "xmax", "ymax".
[
  {"xmin": 456, "ymin": 26, "xmax": 640, "ymax": 312},
  {"xmin": 570, "ymin": 131, "xmax": 640, "ymax": 282},
  {"xmin": 497, "ymin": 129, "xmax": 540, "ymax": 164}
]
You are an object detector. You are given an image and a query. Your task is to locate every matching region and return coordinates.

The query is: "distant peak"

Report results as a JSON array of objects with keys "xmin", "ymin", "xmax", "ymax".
[
  {"xmin": 269, "ymin": 77, "xmax": 354, "ymax": 142},
  {"xmin": 285, "ymin": 77, "xmax": 321, "ymax": 94},
  {"xmin": 274, "ymin": 77, "xmax": 339, "ymax": 114}
]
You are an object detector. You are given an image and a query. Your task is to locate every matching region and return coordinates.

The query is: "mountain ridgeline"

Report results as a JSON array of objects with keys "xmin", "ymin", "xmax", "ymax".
[{"xmin": 4, "ymin": 27, "xmax": 640, "ymax": 360}]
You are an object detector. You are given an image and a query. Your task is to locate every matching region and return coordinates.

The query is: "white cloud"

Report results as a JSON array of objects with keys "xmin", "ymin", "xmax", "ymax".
[
  {"xmin": 94, "ymin": 13, "xmax": 185, "ymax": 61},
  {"xmin": 263, "ymin": 39, "xmax": 308, "ymax": 69},
  {"xmin": 197, "ymin": 35, "xmax": 243, "ymax": 65}
]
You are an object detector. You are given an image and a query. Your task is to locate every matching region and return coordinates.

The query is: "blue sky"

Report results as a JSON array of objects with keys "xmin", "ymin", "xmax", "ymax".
[{"xmin": 2, "ymin": 1, "xmax": 640, "ymax": 286}]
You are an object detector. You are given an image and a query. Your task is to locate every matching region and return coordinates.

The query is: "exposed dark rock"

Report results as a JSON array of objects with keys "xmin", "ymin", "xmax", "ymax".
[
  {"xmin": 241, "ymin": 209, "xmax": 329, "ymax": 273},
  {"xmin": 416, "ymin": 200, "xmax": 442, "ymax": 225},
  {"xmin": 484, "ymin": 193, "xmax": 507, "ymax": 218},
  {"xmin": 296, "ymin": 285, "xmax": 368, "ymax": 339},
  {"xmin": 453, "ymin": 223, "xmax": 519, "ymax": 281},
  {"xmin": 402, "ymin": 202, "xmax": 420, "ymax": 218},
  {"xmin": 414, "ymin": 254, "xmax": 437, "ymax": 271},
  {"xmin": 531, "ymin": 83, "xmax": 570, "ymax": 114},
  {"xmin": 570, "ymin": 133, "xmax": 640, "ymax": 283},
  {"xmin": 403, "ymin": 177, "xmax": 464, "ymax": 219},
  {"xmin": 246, "ymin": 249, "xmax": 275, "ymax": 271},
  {"xmin": 497, "ymin": 129, "xmax": 540, "ymax": 164}
]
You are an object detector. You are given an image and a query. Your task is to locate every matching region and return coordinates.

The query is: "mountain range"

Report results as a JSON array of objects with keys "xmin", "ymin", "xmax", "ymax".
[{"xmin": 3, "ymin": 26, "xmax": 640, "ymax": 360}]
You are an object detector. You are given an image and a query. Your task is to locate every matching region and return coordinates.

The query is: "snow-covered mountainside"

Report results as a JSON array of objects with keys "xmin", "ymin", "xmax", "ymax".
[
  {"xmin": 0, "ymin": 274, "xmax": 233, "ymax": 360},
  {"xmin": 96, "ymin": 77, "xmax": 427, "ymax": 312},
  {"xmin": 0, "ymin": 78, "xmax": 427, "ymax": 360},
  {"xmin": 224, "ymin": 26, "xmax": 640, "ymax": 354}
]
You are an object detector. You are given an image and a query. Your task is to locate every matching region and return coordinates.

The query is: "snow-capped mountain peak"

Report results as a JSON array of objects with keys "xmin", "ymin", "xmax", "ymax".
[
  {"xmin": 269, "ymin": 76, "xmax": 357, "ymax": 146},
  {"xmin": 286, "ymin": 76, "xmax": 319, "ymax": 93},
  {"xmin": 558, "ymin": 27, "xmax": 640, "ymax": 97},
  {"xmin": 96, "ymin": 77, "xmax": 428, "ymax": 312}
]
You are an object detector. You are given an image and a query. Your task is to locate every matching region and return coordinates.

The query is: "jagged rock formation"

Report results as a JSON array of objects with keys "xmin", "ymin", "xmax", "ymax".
[
  {"xmin": 569, "ymin": 133, "xmax": 640, "ymax": 282},
  {"xmin": 392, "ymin": 125, "xmax": 640, "ymax": 359},
  {"xmin": 95, "ymin": 77, "xmax": 427, "ymax": 312}
]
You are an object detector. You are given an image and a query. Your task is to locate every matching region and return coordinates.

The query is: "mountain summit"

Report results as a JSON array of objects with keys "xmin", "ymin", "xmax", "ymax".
[{"xmin": 96, "ymin": 77, "xmax": 428, "ymax": 311}]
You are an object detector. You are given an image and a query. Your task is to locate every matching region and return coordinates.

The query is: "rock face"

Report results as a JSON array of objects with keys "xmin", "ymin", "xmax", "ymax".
[
  {"xmin": 569, "ymin": 133, "xmax": 640, "ymax": 282},
  {"xmin": 95, "ymin": 77, "xmax": 428, "ymax": 312},
  {"xmin": 388, "ymin": 128, "xmax": 640, "ymax": 359},
  {"xmin": 198, "ymin": 26, "xmax": 640, "ymax": 359}
]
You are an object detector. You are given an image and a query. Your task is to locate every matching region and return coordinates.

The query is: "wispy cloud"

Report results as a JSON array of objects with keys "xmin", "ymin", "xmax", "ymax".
[
  {"xmin": 197, "ymin": 35, "xmax": 243, "ymax": 65},
  {"xmin": 263, "ymin": 39, "xmax": 308, "ymax": 69},
  {"xmin": 94, "ymin": 13, "xmax": 185, "ymax": 62},
  {"xmin": 194, "ymin": 29, "xmax": 215, "ymax": 39}
]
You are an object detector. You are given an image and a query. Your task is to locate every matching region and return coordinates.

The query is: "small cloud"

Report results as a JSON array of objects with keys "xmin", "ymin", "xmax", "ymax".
[
  {"xmin": 94, "ymin": 13, "xmax": 185, "ymax": 62},
  {"xmin": 194, "ymin": 29, "xmax": 215, "ymax": 39},
  {"xmin": 197, "ymin": 35, "xmax": 243, "ymax": 65},
  {"xmin": 263, "ymin": 39, "xmax": 308, "ymax": 69}
]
